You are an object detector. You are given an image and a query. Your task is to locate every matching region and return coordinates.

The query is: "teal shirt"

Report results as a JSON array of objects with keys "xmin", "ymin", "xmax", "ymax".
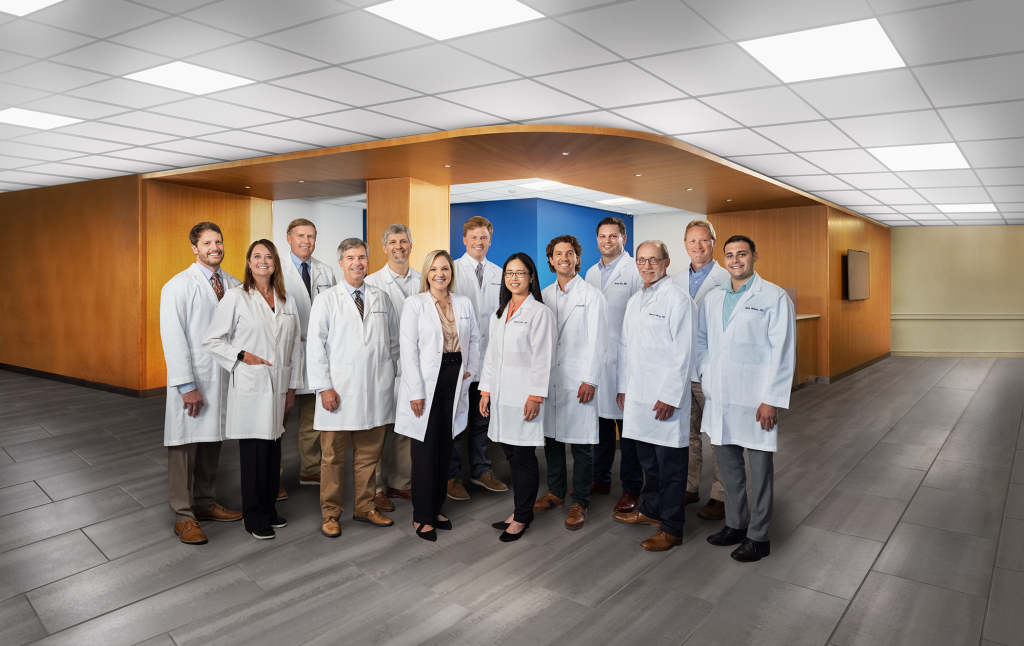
[{"xmin": 722, "ymin": 275, "xmax": 754, "ymax": 329}]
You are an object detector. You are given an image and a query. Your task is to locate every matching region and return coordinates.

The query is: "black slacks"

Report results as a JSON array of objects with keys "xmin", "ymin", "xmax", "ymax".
[
  {"xmin": 238, "ymin": 437, "xmax": 281, "ymax": 534},
  {"xmin": 502, "ymin": 443, "xmax": 540, "ymax": 525},
  {"xmin": 412, "ymin": 352, "xmax": 462, "ymax": 526}
]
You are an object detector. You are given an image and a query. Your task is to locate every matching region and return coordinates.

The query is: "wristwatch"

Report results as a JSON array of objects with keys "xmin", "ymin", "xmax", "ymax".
[{"xmin": 237, "ymin": 350, "xmax": 245, "ymax": 362}]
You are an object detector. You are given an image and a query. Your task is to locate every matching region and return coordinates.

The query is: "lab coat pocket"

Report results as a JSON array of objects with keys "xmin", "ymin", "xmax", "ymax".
[
  {"xmin": 235, "ymin": 364, "xmax": 272, "ymax": 393},
  {"xmin": 733, "ymin": 309, "xmax": 768, "ymax": 347},
  {"xmin": 376, "ymin": 360, "xmax": 395, "ymax": 394}
]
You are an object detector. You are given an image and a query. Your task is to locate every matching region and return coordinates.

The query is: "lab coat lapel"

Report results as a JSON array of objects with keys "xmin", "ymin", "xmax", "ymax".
[
  {"xmin": 425, "ymin": 293, "xmax": 444, "ymax": 334},
  {"xmin": 557, "ymin": 280, "xmax": 582, "ymax": 339},
  {"xmin": 726, "ymin": 274, "xmax": 761, "ymax": 326},
  {"xmin": 188, "ymin": 263, "xmax": 219, "ymax": 304}
]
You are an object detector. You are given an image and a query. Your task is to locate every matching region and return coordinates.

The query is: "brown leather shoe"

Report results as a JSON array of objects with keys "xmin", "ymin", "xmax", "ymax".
[
  {"xmin": 299, "ymin": 473, "xmax": 321, "ymax": 486},
  {"xmin": 447, "ymin": 476, "xmax": 470, "ymax": 500},
  {"xmin": 471, "ymin": 469, "xmax": 509, "ymax": 492},
  {"xmin": 614, "ymin": 492, "xmax": 640, "ymax": 513},
  {"xmin": 174, "ymin": 518, "xmax": 208, "ymax": 545},
  {"xmin": 195, "ymin": 503, "xmax": 242, "ymax": 522},
  {"xmin": 684, "ymin": 491, "xmax": 700, "ymax": 506},
  {"xmin": 565, "ymin": 503, "xmax": 587, "ymax": 530},
  {"xmin": 533, "ymin": 490, "xmax": 565, "ymax": 513},
  {"xmin": 612, "ymin": 509, "xmax": 661, "ymax": 527},
  {"xmin": 386, "ymin": 486, "xmax": 412, "ymax": 501},
  {"xmin": 641, "ymin": 530, "xmax": 682, "ymax": 552},
  {"xmin": 590, "ymin": 482, "xmax": 611, "ymax": 496},
  {"xmin": 697, "ymin": 498, "xmax": 725, "ymax": 520},
  {"xmin": 353, "ymin": 508, "xmax": 394, "ymax": 527},
  {"xmin": 322, "ymin": 517, "xmax": 341, "ymax": 538},
  {"xmin": 373, "ymin": 491, "xmax": 396, "ymax": 512},
  {"xmin": 277, "ymin": 485, "xmax": 288, "ymax": 501}
]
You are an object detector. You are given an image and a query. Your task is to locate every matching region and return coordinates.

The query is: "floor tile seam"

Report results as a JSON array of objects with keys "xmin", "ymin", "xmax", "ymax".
[
  {"xmin": 916, "ymin": 483, "xmax": 1008, "ymax": 502},
  {"xmin": 0, "ymin": 532, "xmax": 114, "ymax": 607},
  {"xmin": 754, "ymin": 564, "xmax": 870, "ymax": 604},
  {"xmin": 869, "ymin": 565, "xmax": 994, "ymax": 601},
  {"xmin": 887, "ymin": 517, "xmax": 1001, "ymax": 544},
  {"xmin": 0, "ymin": 496, "xmax": 146, "ymax": 556}
]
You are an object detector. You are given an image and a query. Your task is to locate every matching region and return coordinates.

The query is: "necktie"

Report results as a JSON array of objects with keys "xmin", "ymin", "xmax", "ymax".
[
  {"xmin": 354, "ymin": 290, "xmax": 364, "ymax": 320},
  {"xmin": 476, "ymin": 262, "xmax": 484, "ymax": 288},
  {"xmin": 301, "ymin": 262, "xmax": 312, "ymax": 299},
  {"xmin": 211, "ymin": 272, "xmax": 224, "ymax": 301}
]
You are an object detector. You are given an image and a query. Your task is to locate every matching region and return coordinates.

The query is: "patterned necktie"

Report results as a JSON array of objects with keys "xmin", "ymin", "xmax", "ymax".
[
  {"xmin": 211, "ymin": 272, "xmax": 224, "ymax": 301},
  {"xmin": 354, "ymin": 290, "xmax": 364, "ymax": 320},
  {"xmin": 301, "ymin": 262, "xmax": 312, "ymax": 299},
  {"xmin": 476, "ymin": 262, "xmax": 484, "ymax": 288}
]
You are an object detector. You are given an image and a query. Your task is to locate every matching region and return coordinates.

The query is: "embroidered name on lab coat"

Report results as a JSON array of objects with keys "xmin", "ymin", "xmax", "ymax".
[
  {"xmin": 744, "ymin": 307, "xmax": 765, "ymax": 313},
  {"xmin": 648, "ymin": 313, "xmax": 666, "ymax": 319}
]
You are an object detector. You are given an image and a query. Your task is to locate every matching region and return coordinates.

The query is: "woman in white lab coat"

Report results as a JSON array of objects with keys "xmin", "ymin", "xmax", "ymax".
[
  {"xmin": 203, "ymin": 239, "xmax": 301, "ymax": 540},
  {"xmin": 479, "ymin": 253, "xmax": 555, "ymax": 542},
  {"xmin": 395, "ymin": 250, "xmax": 479, "ymax": 541}
]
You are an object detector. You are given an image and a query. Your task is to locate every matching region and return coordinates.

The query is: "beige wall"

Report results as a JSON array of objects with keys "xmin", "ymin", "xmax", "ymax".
[{"xmin": 892, "ymin": 225, "xmax": 1024, "ymax": 357}]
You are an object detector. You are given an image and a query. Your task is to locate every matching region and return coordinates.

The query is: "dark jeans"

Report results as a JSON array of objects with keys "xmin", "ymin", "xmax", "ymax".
[
  {"xmin": 635, "ymin": 440, "xmax": 688, "ymax": 537},
  {"xmin": 502, "ymin": 444, "xmax": 539, "ymax": 525},
  {"xmin": 238, "ymin": 437, "xmax": 281, "ymax": 534},
  {"xmin": 593, "ymin": 417, "xmax": 643, "ymax": 495},
  {"xmin": 450, "ymin": 381, "xmax": 492, "ymax": 479},
  {"xmin": 412, "ymin": 353, "xmax": 461, "ymax": 526},
  {"xmin": 544, "ymin": 438, "xmax": 594, "ymax": 508}
]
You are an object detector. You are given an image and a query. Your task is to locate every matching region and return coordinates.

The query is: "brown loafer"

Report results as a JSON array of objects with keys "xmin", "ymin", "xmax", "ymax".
[
  {"xmin": 354, "ymin": 508, "xmax": 394, "ymax": 527},
  {"xmin": 447, "ymin": 476, "xmax": 470, "ymax": 500},
  {"xmin": 614, "ymin": 492, "xmax": 640, "ymax": 513},
  {"xmin": 373, "ymin": 491, "xmax": 396, "ymax": 512},
  {"xmin": 612, "ymin": 510, "xmax": 661, "ymax": 527},
  {"xmin": 299, "ymin": 473, "xmax": 321, "ymax": 486},
  {"xmin": 641, "ymin": 530, "xmax": 682, "ymax": 552},
  {"xmin": 697, "ymin": 498, "xmax": 725, "ymax": 520},
  {"xmin": 533, "ymin": 491, "xmax": 565, "ymax": 513},
  {"xmin": 277, "ymin": 485, "xmax": 288, "ymax": 501},
  {"xmin": 565, "ymin": 503, "xmax": 587, "ymax": 530},
  {"xmin": 195, "ymin": 503, "xmax": 242, "ymax": 522},
  {"xmin": 684, "ymin": 491, "xmax": 700, "ymax": 506},
  {"xmin": 322, "ymin": 517, "xmax": 341, "ymax": 538},
  {"xmin": 174, "ymin": 518, "xmax": 208, "ymax": 545},
  {"xmin": 386, "ymin": 486, "xmax": 412, "ymax": 501},
  {"xmin": 590, "ymin": 482, "xmax": 611, "ymax": 496}
]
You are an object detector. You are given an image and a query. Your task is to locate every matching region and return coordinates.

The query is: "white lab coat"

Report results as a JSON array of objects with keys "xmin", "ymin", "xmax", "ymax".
[
  {"xmin": 202, "ymin": 287, "xmax": 302, "ymax": 441},
  {"xmin": 160, "ymin": 263, "xmax": 241, "ymax": 447},
  {"xmin": 697, "ymin": 273, "xmax": 796, "ymax": 452},
  {"xmin": 617, "ymin": 277, "xmax": 697, "ymax": 449},
  {"xmin": 394, "ymin": 293, "xmax": 480, "ymax": 442},
  {"xmin": 672, "ymin": 260, "xmax": 730, "ymax": 382},
  {"xmin": 365, "ymin": 264, "xmax": 422, "ymax": 388},
  {"xmin": 479, "ymin": 295, "xmax": 556, "ymax": 447},
  {"xmin": 541, "ymin": 276, "xmax": 608, "ymax": 444},
  {"xmin": 306, "ymin": 282, "xmax": 400, "ymax": 431},
  {"xmin": 585, "ymin": 253, "xmax": 644, "ymax": 419},
  {"xmin": 453, "ymin": 253, "xmax": 502, "ymax": 381},
  {"xmin": 281, "ymin": 255, "xmax": 336, "ymax": 394}
]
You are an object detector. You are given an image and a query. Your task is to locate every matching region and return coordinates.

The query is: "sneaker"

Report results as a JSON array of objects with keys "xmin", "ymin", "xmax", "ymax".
[
  {"xmin": 447, "ymin": 476, "xmax": 470, "ymax": 500},
  {"xmin": 471, "ymin": 469, "xmax": 508, "ymax": 492},
  {"xmin": 270, "ymin": 516, "xmax": 287, "ymax": 528},
  {"xmin": 249, "ymin": 526, "xmax": 275, "ymax": 540}
]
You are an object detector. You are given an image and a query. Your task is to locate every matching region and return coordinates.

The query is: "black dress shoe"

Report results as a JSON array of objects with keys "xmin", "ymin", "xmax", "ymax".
[
  {"xmin": 415, "ymin": 523, "xmax": 437, "ymax": 542},
  {"xmin": 499, "ymin": 525, "xmax": 528, "ymax": 542},
  {"xmin": 707, "ymin": 526, "xmax": 747, "ymax": 546},
  {"xmin": 731, "ymin": 537, "xmax": 770, "ymax": 562},
  {"xmin": 270, "ymin": 516, "xmax": 287, "ymax": 528},
  {"xmin": 435, "ymin": 518, "xmax": 453, "ymax": 531}
]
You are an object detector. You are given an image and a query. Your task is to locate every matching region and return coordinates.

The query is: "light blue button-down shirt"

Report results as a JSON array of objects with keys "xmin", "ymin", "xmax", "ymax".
[
  {"xmin": 722, "ymin": 275, "xmax": 753, "ymax": 330},
  {"xmin": 178, "ymin": 264, "xmax": 226, "ymax": 395},
  {"xmin": 290, "ymin": 251, "xmax": 309, "ymax": 275},
  {"xmin": 598, "ymin": 252, "xmax": 628, "ymax": 289},
  {"xmin": 688, "ymin": 261, "xmax": 715, "ymax": 300},
  {"xmin": 341, "ymin": 277, "xmax": 363, "ymax": 302}
]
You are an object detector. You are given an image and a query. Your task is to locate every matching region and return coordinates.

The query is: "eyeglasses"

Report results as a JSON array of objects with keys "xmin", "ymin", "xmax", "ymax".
[
  {"xmin": 636, "ymin": 257, "xmax": 665, "ymax": 266},
  {"xmin": 504, "ymin": 271, "xmax": 529, "ymax": 278}
]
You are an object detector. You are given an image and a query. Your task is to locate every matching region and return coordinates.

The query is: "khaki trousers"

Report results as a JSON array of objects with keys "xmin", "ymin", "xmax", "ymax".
[
  {"xmin": 688, "ymin": 382, "xmax": 724, "ymax": 502},
  {"xmin": 168, "ymin": 442, "xmax": 222, "ymax": 522},
  {"xmin": 296, "ymin": 394, "xmax": 320, "ymax": 477},
  {"xmin": 374, "ymin": 423, "xmax": 412, "ymax": 492},
  {"xmin": 320, "ymin": 426, "xmax": 386, "ymax": 518}
]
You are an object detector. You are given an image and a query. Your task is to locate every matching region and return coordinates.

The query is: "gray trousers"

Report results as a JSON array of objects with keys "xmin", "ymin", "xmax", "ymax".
[
  {"xmin": 168, "ymin": 442, "xmax": 222, "ymax": 522},
  {"xmin": 714, "ymin": 444, "xmax": 773, "ymax": 542}
]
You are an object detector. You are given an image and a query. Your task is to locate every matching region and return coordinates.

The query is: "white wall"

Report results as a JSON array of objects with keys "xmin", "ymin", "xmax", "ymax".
[
  {"xmin": 272, "ymin": 199, "xmax": 364, "ymax": 268},
  {"xmin": 631, "ymin": 210, "xmax": 705, "ymax": 277}
]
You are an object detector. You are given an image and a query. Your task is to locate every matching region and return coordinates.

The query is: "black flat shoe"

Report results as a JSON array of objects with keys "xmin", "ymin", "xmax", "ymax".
[
  {"xmin": 498, "ymin": 521, "xmax": 530, "ymax": 542},
  {"xmin": 731, "ymin": 537, "xmax": 770, "ymax": 562},
  {"xmin": 415, "ymin": 523, "xmax": 437, "ymax": 542},
  {"xmin": 435, "ymin": 518, "xmax": 453, "ymax": 531},
  {"xmin": 270, "ymin": 516, "xmax": 287, "ymax": 528},
  {"xmin": 707, "ymin": 525, "xmax": 747, "ymax": 547},
  {"xmin": 492, "ymin": 521, "xmax": 511, "ymax": 530}
]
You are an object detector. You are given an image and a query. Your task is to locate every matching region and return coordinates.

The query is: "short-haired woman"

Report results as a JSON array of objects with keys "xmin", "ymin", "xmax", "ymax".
[
  {"xmin": 203, "ymin": 239, "xmax": 301, "ymax": 540},
  {"xmin": 479, "ymin": 253, "xmax": 556, "ymax": 542},
  {"xmin": 394, "ymin": 250, "xmax": 480, "ymax": 541}
]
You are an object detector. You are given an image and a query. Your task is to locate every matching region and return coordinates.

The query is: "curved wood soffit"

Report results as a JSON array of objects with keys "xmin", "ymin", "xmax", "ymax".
[{"xmin": 143, "ymin": 125, "xmax": 879, "ymax": 224}]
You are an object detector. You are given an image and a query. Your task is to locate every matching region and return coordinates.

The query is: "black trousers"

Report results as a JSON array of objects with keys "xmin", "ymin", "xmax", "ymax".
[
  {"xmin": 502, "ymin": 444, "xmax": 540, "ymax": 525},
  {"xmin": 593, "ymin": 416, "xmax": 643, "ymax": 494},
  {"xmin": 238, "ymin": 437, "xmax": 281, "ymax": 533},
  {"xmin": 412, "ymin": 353, "xmax": 462, "ymax": 526},
  {"xmin": 635, "ymin": 440, "xmax": 688, "ymax": 537}
]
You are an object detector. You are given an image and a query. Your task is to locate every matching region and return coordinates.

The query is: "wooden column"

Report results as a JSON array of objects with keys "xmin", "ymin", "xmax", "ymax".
[{"xmin": 366, "ymin": 177, "xmax": 450, "ymax": 274}]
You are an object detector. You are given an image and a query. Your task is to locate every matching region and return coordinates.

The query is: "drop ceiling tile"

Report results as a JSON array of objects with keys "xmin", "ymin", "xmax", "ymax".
[
  {"xmin": 729, "ymin": 153, "xmax": 825, "ymax": 176},
  {"xmin": 559, "ymin": 0, "xmax": 724, "ymax": 59},
  {"xmin": 701, "ymin": 87, "xmax": 820, "ymax": 127},
  {"xmin": 897, "ymin": 170, "xmax": 981, "ymax": 188},
  {"xmin": 953, "ymin": 219, "xmax": 1004, "ymax": 225},
  {"xmin": 247, "ymin": 120, "xmax": 371, "ymax": 147},
  {"xmin": 345, "ymin": 44, "xmax": 518, "ymax": 94},
  {"xmin": 450, "ymin": 194, "xmax": 480, "ymax": 203},
  {"xmin": 976, "ymin": 168, "xmax": 1024, "ymax": 185},
  {"xmin": 754, "ymin": 120, "xmax": 857, "ymax": 152},
  {"xmin": 916, "ymin": 186, "xmax": 994, "ymax": 202},
  {"xmin": 812, "ymin": 190, "xmax": 880, "ymax": 206},
  {"xmin": 0, "ymin": 124, "xmax": 36, "ymax": 139},
  {"xmin": 792, "ymin": 69, "xmax": 931, "ymax": 119},
  {"xmin": 260, "ymin": 12, "xmax": 431, "ymax": 64},
  {"xmin": 272, "ymin": 68, "xmax": 417, "ymax": 107},
  {"xmin": 685, "ymin": 0, "xmax": 875, "ymax": 40},
  {"xmin": 836, "ymin": 173, "xmax": 907, "ymax": 190},
  {"xmin": 441, "ymin": 79, "xmax": 593, "ymax": 122},
  {"xmin": 106, "ymin": 147, "xmax": 221, "ymax": 167},
  {"xmin": 613, "ymin": 99, "xmax": 739, "ymax": 135},
  {"xmin": 22, "ymin": 162, "xmax": 123, "ymax": 179},
  {"xmin": 988, "ymin": 186, "xmax": 1024, "ymax": 202},
  {"xmin": 0, "ymin": 141, "xmax": 82, "ymax": 161},
  {"xmin": 801, "ymin": 149, "xmax": 887, "ymax": 174},
  {"xmin": 373, "ymin": 96, "xmax": 505, "ymax": 130},
  {"xmin": 102, "ymin": 111, "xmax": 226, "ymax": 137},
  {"xmin": 880, "ymin": 0, "xmax": 1024, "ymax": 66},
  {"xmin": 863, "ymin": 189, "xmax": 928, "ymax": 204},
  {"xmin": 0, "ymin": 51, "xmax": 34, "ymax": 75},
  {"xmin": 211, "ymin": 84, "xmax": 345, "ymax": 118},
  {"xmin": 831, "ymin": 110, "xmax": 951, "ymax": 148},
  {"xmin": 998, "ymin": 203, "xmax": 1024, "ymax": 212},
  {"xmin": 777, "ymin": 175, "xmax": 852, "ymax": 191},
  {"xmin": 536, "ymin": 63, "xmax": 685, "ymax": 109},
  {"xmin": 939, "ymin": 101, "xmax": 1024, "ymax": 141},
  {"xmin": 524, "ymin": 110, "xmax": 653, "ymax": 132},
  {"xmin": 915, "ymin": 52, "xmax": 1024, "ymax": 107},
  {"xmin": 199, "ymin": 130, "xmax": 317, "ymax": 154},
  {"xmin": 151, "ymin": 98, "xmax": 285, "ymax": 128},
  {"xmin": 187, "ymin": 41, "xmax": 325, "ymax": 82},
  {"xmin": 855, "ymin": 206, "xmax": 898, "ymax": 214},
  {"xmin": 309, "ymin": 109, "xmax": 434, "ymax": 138},
  {"xmin": 898, "ymin": 205, "xmax": 939, "ymax": 213},
  {"xmin": 133, "ymin": 0, "xmax": 215, "ymax": 12},
  {"xmin": 153, "ymin": 139, "xmax": 266, "ymax": 161},
  {"xmin": 519, "ymin": 0, "xmax": 618, "ymax": 14},
  {"xmin": 0, "ymin": 181, "xmax": 37, "ymax": 191},
  {"xmin": 680, "ymin": 129, "xmax": 784, "ymax": 157},
  {"xmin": 60, "ymin": 155, "xmax": 167, "ymax": 173},
  {"xmin": 0, "ymin": 20, "xmax": 93, "ymax": 58},
  {"xmin": 111, "ymin": 17, "xmax": 244, "ymax": 59},
  {"xmin": 184, "ymin": 0, "xmax": 347, "ymax": 38},
  {"xmin": 22, "ymin": 95, "xmax": 129, "ymax": 119},
  {"xmin": 0, "ymin": 61, "xmax": 109, "ymax": 93},
  {"xmin": 12, "ymin": 131, "xmax": 129, "ymax": 153},
  {"xmin": 0, "ymin": 83, "xmax": 50, "ymax": 107},
  {"xmin": 452, "ymin": 20, "xmax": 618, "ymax": 77},
  {"xmin": 0, "ymin": 169, "xmax": 79, "ymax": 186},
  {"xmin": 635, "ymin": 43, "xmax": 778, "ymax": 97},
  {"xmin": 68, "ymin": 78, "xmax": 191, "ymax": 109},
  {"xmin": 960, "ymin": 138, "xmax": 1024, "ymax": 168},
  {"xmin": 0, "ymin": 155, "xmax": 35, "ymax": 169},
  {"xmin": 50, "ymin": 41, "xmax": 171, "ymax": 76},
  {"xmin": 31, "ymin": 0, "xmax": 165, "ymax": 38},
  {"xmin": 56, "ymin": 122, "xmax": 178, "ymax": 146}
]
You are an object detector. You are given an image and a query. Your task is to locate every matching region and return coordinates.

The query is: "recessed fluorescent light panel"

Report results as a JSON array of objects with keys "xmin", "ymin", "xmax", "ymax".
[
  {"xmin": 519, "ymin": 180, "xmax": 568, "ymax": 190},
  {"xmin": 0, "ymin": 107, "xmax": 80, "ymax": 130},
  {"xmin": 597, "ymin": 197, "xmax": 639, "ymax": 206},
  {"xmin": 366, "ymin": 0, "xmax": 543, "ymax": 40},
  {"xmin": 936, "ymin": 203, "xmax": 998, "ymax": 213},
  {"xmin": 867, "ymin": 143, "xmax": 970, "ymax": 172},
  {"xmin": 0, "ymin": 0, "xmax": 64, "ymax": 16},
  {"xmin": 126, "ymin": 62, "xmax": 254, "ymax": 95},
  {"xmin": 739, "ymin": 19, "xmax": 904, "ymax": 83}
]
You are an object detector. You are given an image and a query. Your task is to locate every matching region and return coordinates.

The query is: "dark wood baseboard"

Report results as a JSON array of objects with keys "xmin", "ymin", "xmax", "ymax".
[
  {"xmin": 0, "ymin": 363, "xmax": 166, "ymax": 399},
  {"xmin": 824, "ymin": 352, "xmax": 892, "ymax": 384}
]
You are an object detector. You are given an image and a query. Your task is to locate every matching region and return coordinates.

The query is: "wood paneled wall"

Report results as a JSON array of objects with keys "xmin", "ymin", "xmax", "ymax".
[{"xmin": 366, "ymin": 177, "xmax": 450, "ymax": 275}]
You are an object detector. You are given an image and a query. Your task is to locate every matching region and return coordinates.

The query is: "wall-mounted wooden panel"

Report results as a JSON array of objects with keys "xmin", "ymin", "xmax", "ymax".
[{"xmin": 366, "ymin": 177, "xmax": 449, "ymax": 275}]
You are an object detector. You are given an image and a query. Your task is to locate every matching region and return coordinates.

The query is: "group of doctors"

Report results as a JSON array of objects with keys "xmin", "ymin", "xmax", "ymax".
[{"xmin": 160, "ymin": 212, "xmax": 795, "ymax": 560}]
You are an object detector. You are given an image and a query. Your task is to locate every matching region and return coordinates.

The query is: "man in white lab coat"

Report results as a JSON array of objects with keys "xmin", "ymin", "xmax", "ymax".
[
  {"xmin": 699, "ymin": 235, "xmax": 796, "ymax": 563},
  {"xmin": 612, "ymin": 240, "xmax": 697, "ymax": 552},
  {"xmin": 160, "ymin": 222, "xmax": 242, "ymax": 545},
  {"xmin": 280, "ymin": 218, "xmax": 336, "ymax": 491},
  {"xmin": 449, "ymin": 216, "xmax": 508, "ymax": 499},
  {"xmin": 671, "ymin": 219, "xmax": 731, "ymax": 521},
  {"xmin": 584, "ymin": 216, "xmax": 645, "ymax": 514},
  {"xmin": 364, "ymin": 223, "xmax": 421, "ymax": 512},
  {"xmin": 307, "ymin": 239, "xmax": 401, "ymax": 539}
]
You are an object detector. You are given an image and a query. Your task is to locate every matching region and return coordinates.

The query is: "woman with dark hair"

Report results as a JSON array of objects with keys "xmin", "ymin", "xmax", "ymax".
[
  {"xmin": 479, "ymin": 252, "xmax": 555, "ymax": 542},
  {"xmin": 203, "ymin": 239, "xmax": 301, "ymax": 540}
]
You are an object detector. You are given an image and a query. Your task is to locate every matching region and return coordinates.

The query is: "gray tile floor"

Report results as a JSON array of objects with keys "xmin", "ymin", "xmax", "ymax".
[{"xmin": 0, "ymin": 357, "xmax": 1022, "ymax": 646}]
